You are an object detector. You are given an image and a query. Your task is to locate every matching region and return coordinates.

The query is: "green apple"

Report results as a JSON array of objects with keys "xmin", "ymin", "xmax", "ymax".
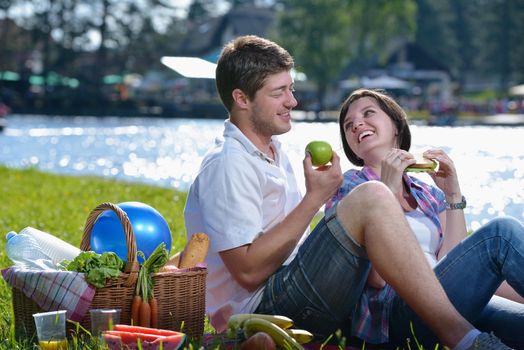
[{"xmin": 305, "ymin": 140, "xmax": 333, "ymax": 167}]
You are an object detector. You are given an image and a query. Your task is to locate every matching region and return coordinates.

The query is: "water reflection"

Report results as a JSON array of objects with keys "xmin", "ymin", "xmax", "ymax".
[{"xmin": 1, "ymin": 115, "xmax": 523, "ymax": 230}]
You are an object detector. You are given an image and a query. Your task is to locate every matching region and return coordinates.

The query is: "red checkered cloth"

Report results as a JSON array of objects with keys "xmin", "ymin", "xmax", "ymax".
[{"xmin": 1, "ymin": 266, "xmax": 96, "ymax": 322}]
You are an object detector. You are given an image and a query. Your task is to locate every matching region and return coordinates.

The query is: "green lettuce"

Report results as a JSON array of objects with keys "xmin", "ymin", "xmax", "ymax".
[{"xmin": 61, "ymin": 251, "xmax": 124, "ymax": 288}]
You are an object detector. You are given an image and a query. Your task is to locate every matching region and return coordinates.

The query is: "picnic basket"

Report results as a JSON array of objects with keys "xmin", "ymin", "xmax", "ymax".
[{"xmin": 12, "ymin": 202, "xmax": 207, "ymax": 340}]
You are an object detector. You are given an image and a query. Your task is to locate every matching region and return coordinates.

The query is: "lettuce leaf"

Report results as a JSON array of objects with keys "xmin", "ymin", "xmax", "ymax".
[{"xmin": 62, "ymin": 251, "xmax": 124, "ymax": 288}]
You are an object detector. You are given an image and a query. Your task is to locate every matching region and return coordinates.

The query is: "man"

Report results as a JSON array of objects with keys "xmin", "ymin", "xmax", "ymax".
[{"xmin": 184, "ymin": 35, "xmax": 510, "ymax": 349}]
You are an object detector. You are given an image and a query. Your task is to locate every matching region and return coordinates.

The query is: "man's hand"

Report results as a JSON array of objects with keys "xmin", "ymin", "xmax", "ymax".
[{"xmin": 303, "ymin": 151, "xmax": 343, "ymax": 207}]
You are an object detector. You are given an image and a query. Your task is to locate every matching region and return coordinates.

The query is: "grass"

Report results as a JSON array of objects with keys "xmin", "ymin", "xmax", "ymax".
[
  {"xmin": 0, "ymin": 165, "xmax": 201, "ymax": 349},
  {"xmin": 0, "ymin": 166, "xmax": 433, "ymax": 350}
]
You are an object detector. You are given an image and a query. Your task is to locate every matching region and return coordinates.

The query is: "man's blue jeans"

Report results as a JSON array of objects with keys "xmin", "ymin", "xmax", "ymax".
[
  {"xmin": 388, "ymin": 216, "xmax": 524, "ymax": 348},
  {"xmin": 255, "ymin": 206, "xmax": 371, "ymax": 338}
]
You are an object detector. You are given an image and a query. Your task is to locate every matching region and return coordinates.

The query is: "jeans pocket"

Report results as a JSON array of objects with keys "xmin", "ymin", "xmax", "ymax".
[{"xmin": 291, "ymin": 305, "xmax": 342, "ymax": 340}]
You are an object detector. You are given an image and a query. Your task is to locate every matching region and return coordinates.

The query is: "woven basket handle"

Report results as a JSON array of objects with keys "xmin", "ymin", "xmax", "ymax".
[{"xmin": 80, "ymin": 202, "xmax": 139, "ymax": 287}]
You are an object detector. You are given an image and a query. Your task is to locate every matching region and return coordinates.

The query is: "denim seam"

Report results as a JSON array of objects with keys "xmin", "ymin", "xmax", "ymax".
[
  {"xmin": 437, "ymin": 233, "xmax": 516, "ymax": 281},
  {"xmin": 325, "ymin": 206, "xmax": 368, "ymax": 258}
]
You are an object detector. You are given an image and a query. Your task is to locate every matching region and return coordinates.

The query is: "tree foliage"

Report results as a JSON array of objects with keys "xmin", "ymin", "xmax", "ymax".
[
  {"xmin": 2, "ymin": 0, "xmax": 524, "ymax": 114},
  {"xmin": 415, "ymin": 0, "xmax": 524, "ymax": 90},
  {"xmin": 273, "ymin": 0, "xmax": 416, "ymax": 108}
]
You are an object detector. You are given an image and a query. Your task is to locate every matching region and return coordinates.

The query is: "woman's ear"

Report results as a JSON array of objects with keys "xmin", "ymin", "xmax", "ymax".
[{"xmin": 232, "ymin": 88, "xmax": 249, "ymax": 109}]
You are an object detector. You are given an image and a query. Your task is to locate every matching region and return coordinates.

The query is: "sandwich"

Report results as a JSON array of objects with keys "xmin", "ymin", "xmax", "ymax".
[{"xmin": 405, "ymin": 154, "xmax": 438, "ymax": 173}]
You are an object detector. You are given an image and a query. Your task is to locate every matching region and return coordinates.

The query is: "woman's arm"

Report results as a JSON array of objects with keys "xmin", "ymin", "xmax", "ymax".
[
  {"xmin": 437, "ymin": 202, "xmax": 468, "ymax": 259},
  {"xmin": 423, "ymin": 150, "xmax": 468, "ymax": 259}
]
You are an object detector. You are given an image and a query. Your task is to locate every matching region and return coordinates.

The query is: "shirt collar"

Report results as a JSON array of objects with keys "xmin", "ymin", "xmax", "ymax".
[{"xmin": 223, "ymin": 119, "xmax": 280, "ymax": 164}]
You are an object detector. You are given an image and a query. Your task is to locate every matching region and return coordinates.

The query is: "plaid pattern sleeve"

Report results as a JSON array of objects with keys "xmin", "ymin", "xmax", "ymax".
[
  {"xmin": 325, "ymin": 168, "xmax": 369, "ymax": 211},
  {"xmin": 1, "ymin": 267, "xmax": 96, "ymax": 322}
]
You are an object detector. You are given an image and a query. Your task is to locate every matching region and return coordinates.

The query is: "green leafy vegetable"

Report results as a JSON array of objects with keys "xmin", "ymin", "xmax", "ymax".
[
  {"xmin": 136, "ymin": 242, "xmax": 169, "ymax": 300},
  {"xmin": 61, "ymin": 251, "xmax": 124, "ymax": 288}
]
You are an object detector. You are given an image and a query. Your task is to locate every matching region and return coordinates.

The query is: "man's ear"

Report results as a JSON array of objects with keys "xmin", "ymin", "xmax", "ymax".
[{"xmin": 232, "ymin": 88, "xmax": 249, "ymax": 109}]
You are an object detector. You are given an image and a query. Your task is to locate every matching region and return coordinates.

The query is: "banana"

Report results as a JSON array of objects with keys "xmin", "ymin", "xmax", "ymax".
[
  {"xmin": 242, "ymin": 318, "xmax": 304, "ymax": 350},
  {"xmin": 284, "ymin": 329, "xmax": 314, "ymax": 344},
  {"xmin": 227, "ymin": 313, "xmax": 294, "ymax": 337}
]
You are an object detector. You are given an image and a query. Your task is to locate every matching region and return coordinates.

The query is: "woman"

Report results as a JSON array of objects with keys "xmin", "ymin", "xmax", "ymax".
[{"xmin": 326, "ymin": 88, "xmax": 524, "ymax": 348}]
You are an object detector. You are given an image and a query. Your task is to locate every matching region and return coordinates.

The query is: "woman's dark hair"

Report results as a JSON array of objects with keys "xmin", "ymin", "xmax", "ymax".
[
  {"xmin": 215, "ymin": 35, "xmax": 294, "ymax": 112},
  {"xmin": 338, "ymin": 88, "xmax": 411, "ymax": 166}
]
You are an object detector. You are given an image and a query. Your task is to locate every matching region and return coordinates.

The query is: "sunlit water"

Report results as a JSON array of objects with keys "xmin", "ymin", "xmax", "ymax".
[{"xmin": 1, "ymin": 114, "xmax": 523, "ymax": 231}]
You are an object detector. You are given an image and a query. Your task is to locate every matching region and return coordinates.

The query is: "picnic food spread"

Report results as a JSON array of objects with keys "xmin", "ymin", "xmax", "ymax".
[{"xmin": 2, "ymin": 202, "xmax": 209, "ymax": 348}]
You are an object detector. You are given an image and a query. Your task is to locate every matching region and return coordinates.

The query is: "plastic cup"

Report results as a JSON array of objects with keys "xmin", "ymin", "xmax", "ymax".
[
  {"xmin": 90, "ymin": 308, "xmax": 121, "ymax": 336},
  {"xmin": 33, "ymin": 310, "xmax": 67, "ymax": 350}
]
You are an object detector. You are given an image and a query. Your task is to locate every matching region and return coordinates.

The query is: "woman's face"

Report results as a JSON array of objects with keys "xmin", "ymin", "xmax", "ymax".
[{"xmin": 342, "ymin": 97, "xmax": 398, "ymax": 162}]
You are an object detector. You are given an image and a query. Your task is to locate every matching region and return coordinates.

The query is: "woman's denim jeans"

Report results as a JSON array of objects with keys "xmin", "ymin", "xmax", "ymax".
[
  {"xmin": 388, "ymin": 216, "xmax": 524, "ymax": 348},
  {"xmin": 257, "ymin": 211, "xmax": 524, "ymax": 347}
]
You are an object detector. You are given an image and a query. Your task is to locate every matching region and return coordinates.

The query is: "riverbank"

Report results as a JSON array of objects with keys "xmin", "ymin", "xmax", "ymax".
[
  {"xmin": 3, "ymin": 109, "xmax": 524, "ymax": 127},
  {"xmin": 292, "ymin": 110, "xmax": 524, "ymax": 127}
]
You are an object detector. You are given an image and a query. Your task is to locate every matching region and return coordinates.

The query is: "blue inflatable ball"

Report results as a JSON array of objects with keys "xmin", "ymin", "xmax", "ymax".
[{"xmin": 90, "ymin": 202, "xmax": 172, "ymax": 263}]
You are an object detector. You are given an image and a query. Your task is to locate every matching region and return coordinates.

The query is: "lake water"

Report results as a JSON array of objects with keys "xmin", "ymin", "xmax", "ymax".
[{"xmin": 1, "ymin": 114, "xmax": 523, "ymax": 231}]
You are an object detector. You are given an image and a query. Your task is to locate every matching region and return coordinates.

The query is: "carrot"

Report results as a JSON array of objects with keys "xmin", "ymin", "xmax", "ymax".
[
  {"xmin": 134, "ymin": 242, "xmax": 168, "ymax": 328},
  {"xmin": 139, "ymin": 299, "xmax": 151, "ymax": 327},
  {"xmin": 131, "ymin": 295, "xmax": 141, "ymax": 326},
  {"xmin": 149, "ymin": 297, "xmax": 158, "ymax": 328},
  {"xmin": 113, "ymin": 324, "xmax": 184, "ymax": 337}
]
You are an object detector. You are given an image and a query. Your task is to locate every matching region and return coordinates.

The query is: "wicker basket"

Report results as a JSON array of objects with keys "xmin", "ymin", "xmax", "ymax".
[{"xmin": 12, "ymin": 202, "xmax": 207, "ymax": 340}]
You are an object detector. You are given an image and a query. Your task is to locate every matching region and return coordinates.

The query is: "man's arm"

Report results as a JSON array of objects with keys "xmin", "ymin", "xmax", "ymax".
[{"xmin": 220, "ymin": 152, "xmax": 343, "ymax": 292}]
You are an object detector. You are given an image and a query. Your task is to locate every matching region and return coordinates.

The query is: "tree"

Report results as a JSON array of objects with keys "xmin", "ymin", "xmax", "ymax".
[
  {"xmin": 415, "ymin": 0, "xmax": 460, "ymax": 79},
  {"xmin": 187, "ymin": 0, "xmax": 218, "ymax": 22},
  {"xmin": 274, "ymin": 0, "xmax": 353, "ymax": 113},
  {"xmin": 509, "ymin": 0, "xmax": 524, "ymax": 84},
  {"xmin": 0, "ymin": 0, "xmax": 17, "ymax": 74},
  {"xmin": 274, "ymin": 0, "xmax": 416, "ymax": 111}
]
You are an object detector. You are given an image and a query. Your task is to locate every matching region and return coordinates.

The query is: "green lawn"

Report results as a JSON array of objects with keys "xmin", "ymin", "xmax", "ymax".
[
  {"xmin": 0, "ymin": 165, "xmax": 192, "ymax": 349},
  {"xmin": 0, "ymin": 165, "xmax": 425, "ymax": 350}
]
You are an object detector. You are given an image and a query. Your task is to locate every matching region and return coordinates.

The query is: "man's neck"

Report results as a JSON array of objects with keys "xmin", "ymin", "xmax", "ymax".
[{"xmin": 231, "ymin": 117, "xmax": 273, "ymax": 156}]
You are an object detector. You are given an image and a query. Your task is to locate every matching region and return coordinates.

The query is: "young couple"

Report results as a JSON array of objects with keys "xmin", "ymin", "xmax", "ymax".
[{"xmin": 183, "ymin": 35, "xmax": 524, "ymax": 349}]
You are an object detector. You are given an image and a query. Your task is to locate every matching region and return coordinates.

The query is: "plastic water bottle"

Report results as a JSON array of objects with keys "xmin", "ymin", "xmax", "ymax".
[
  {"xmin": 5, "ymin": 228, "xmax": 81, "ymax": 270},
  {"xmin": 18, "ymin": 227, "xmax": 81, "ymax": 265},
  {"xmin": 5, "ymin": 231, "xmax": 56, "ymax": 270}
]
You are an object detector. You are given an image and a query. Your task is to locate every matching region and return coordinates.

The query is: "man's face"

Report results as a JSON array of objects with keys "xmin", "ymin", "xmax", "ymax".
[{"xmin": 247, "ymin": 71, "xmax": 298, "ymax": 139}]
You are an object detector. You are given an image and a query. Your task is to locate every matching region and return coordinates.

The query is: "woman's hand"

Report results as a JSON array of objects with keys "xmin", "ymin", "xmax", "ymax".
[
  {"xmin": 381, "ymin": 149, "xmax": 415, "ymax": 195},
  {"xmin": 423, "ymin": 149, "xmax": 462, "ymax": 201}
]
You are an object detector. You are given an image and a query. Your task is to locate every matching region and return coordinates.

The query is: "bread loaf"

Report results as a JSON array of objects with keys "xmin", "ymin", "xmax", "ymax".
[{"xmin": 179, "ymin": 232, "xmax": 209, "ymax": 268}]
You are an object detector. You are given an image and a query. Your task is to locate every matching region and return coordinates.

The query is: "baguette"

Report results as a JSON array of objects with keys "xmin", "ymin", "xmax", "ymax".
[
  {"xmin": 158, "ymin": 251, "xmax": 182, "ymax": 272},
  {"xmin": 179, "ymin": 232, "xmax": 209, "ymax": 268}
]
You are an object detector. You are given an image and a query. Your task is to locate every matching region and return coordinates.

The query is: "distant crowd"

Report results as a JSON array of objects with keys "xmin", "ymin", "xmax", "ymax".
[{"xmin": 399, "ymin": 96, "xmax": 524, "ymax": 117}]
